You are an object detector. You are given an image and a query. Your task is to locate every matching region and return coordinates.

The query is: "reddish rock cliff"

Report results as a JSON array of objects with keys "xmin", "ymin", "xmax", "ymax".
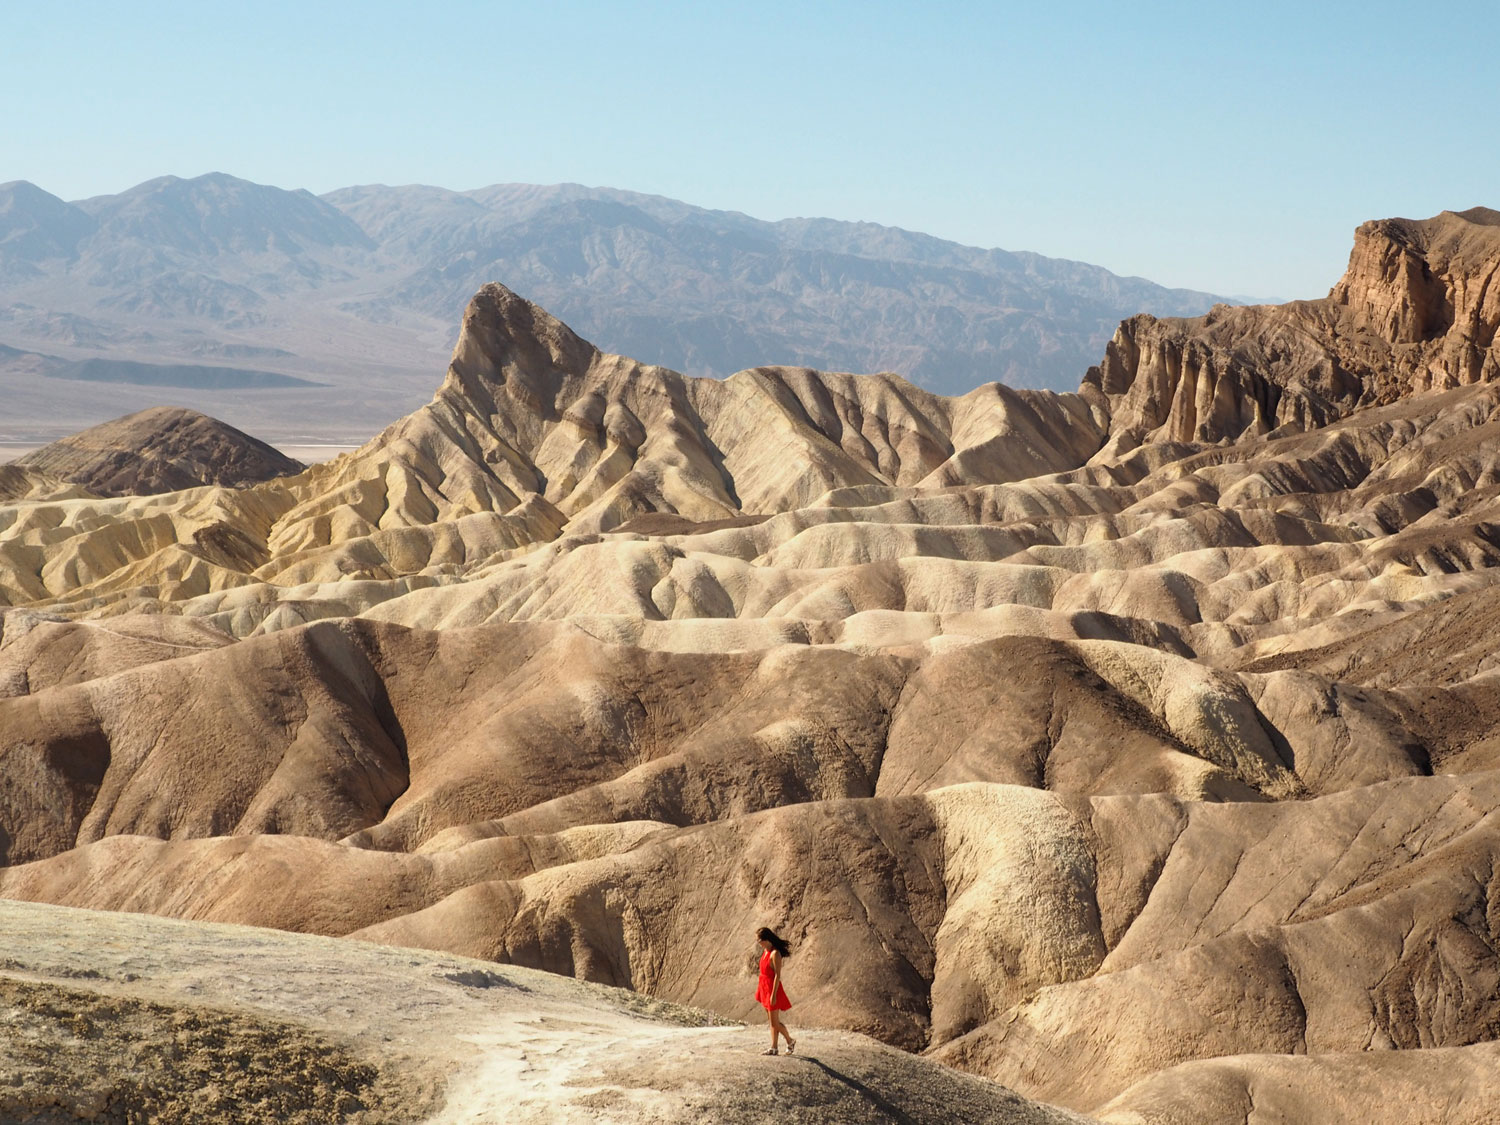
[{"xmin": 1085, "ymin": 207, "xmax": 1500, "ymax": 449}]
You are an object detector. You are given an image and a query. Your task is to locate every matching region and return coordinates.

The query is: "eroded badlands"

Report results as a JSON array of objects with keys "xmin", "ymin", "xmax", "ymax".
[{"xmin": 4, "ymin": 207, "xmax": 1500, "ymax": 1123}]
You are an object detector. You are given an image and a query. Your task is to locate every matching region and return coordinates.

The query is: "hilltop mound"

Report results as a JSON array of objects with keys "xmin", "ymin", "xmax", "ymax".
[{"xmin": 14, "ymin": 405, "xmax": 305, "ymax": 496}]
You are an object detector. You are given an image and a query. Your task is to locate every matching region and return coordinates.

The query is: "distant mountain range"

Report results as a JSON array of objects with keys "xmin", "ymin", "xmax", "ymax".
[{"xmin": 0, "ymin": 172, "xmax": 1256, "ymax": 439}]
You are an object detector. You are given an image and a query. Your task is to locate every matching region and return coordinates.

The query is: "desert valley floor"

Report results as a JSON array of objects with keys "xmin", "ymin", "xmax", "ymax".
[{"xmin": 3, "ymin": 207, "xmax": 1500, "ymax": 1123}]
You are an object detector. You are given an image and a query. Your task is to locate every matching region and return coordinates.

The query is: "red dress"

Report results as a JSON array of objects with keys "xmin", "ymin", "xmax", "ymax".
[{"xmin": 756, "ymin": 950, "xmax": 791, "ymax": 1011}]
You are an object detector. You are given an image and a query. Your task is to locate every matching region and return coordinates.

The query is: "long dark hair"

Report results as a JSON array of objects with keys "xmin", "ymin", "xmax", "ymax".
[{"xmin": 757, "ymin": 927, "xmax": 791, "ymax": 957}]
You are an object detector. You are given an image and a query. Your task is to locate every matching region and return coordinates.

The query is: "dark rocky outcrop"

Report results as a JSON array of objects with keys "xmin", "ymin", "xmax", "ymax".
[{"xmin": 15, "ymin": 406, "xmax": 305, "ymax": 496}]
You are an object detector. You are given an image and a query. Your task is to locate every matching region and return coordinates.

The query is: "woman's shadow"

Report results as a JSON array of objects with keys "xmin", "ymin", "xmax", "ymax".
[{"xmin": 788, "ymin": 1054, "xmax": 918, "ymax": 1125}]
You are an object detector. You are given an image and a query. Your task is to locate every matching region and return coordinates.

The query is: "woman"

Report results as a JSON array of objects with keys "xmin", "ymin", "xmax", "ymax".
[{"xmin": 755, "ymin": 927, "xmax": 795, "ymax": 1055}]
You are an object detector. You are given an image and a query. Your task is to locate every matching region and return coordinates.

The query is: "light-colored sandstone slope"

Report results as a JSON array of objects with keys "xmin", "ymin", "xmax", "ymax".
[
  {"xmin": 1094, "ymin": 1043, "xmax": 1500, "ymax": 1125},
  {"xmin": 3, "ymin": 207, "xmax": 1497, "ymax": 617},
  {"xmin": 7, "ymin": 772, "xmax": 1500, "ymax": 1121},
  {"xmin": 0, "ymin": 283, "xmax": 1102, "ymax": 611},
  {"xmin": 0, "ymin": 462, "xmax": 97, "ymax": 503},
  {"xmin": 256, "ymin": 283, "xmax": 1104, "ymax": 561}
]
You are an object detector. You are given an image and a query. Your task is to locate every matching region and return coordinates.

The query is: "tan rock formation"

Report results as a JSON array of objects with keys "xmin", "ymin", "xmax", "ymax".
[
  {"xmin": 0, "ymin": 462, "xmax": 96, "ymax": 503},
  {"xmin": 1096, "ymin": 1043, "xmax": 1500, "ymax": 1124},
  {"xmin": 4, "ymin": 210, "xmax": 1500, "ymax": 1122},
  {"xmin": 1085, "ymin": 207, "xmax": 1500, "ymax": 447}
]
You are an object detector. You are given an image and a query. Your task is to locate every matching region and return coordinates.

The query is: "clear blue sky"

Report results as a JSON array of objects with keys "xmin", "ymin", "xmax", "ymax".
[{"xmin": 4, "ymin": 0, "xmax": 1496, "ymax": 298}]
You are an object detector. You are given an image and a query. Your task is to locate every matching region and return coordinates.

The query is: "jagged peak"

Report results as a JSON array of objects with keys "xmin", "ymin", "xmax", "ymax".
[{"xmin": 445, "ymin": 282, "xmax": 602, "ymax": 396}]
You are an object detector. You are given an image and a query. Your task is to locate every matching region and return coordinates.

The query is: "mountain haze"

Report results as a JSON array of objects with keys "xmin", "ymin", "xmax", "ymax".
[
  {"xmin": 327, "ymin": 181, "xmax": 1236, "ymax": 389},
  {"xmin": 0, "ymin": 173, "xmax": 1243, "ymax": 440}
]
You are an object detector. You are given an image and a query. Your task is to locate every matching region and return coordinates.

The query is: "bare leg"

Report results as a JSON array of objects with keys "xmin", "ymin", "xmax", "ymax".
[
  {"xmin": 765, "ymin": 1008, "xmax": 779, "ymax": 1053},
  {"xmin": 770, "ymin": 1009, "xmax": 794, "ymax": 1052}
]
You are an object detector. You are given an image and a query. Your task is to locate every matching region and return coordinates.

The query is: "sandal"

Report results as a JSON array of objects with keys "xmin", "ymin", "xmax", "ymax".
[
  {"xmin": 786, "ymin": 1037, "xmax": 796, "ymax": 1054},
  {"xmin": 761, "ymin": 1047, "xmax": 779, "ymax": 1055}
]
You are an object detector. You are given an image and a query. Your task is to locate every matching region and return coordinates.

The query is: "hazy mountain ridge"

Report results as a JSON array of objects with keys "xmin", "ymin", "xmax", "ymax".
[
  {"xmin": 0, "ymin": 174, "xmax": 1246, "ymax": 440},
  {"xmin": 329, "ymin": 183, "xmax": 1239, "ymax": 388}
]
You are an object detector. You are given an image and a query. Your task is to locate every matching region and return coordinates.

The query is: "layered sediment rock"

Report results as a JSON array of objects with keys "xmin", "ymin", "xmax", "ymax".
[
  {"xmin": 5, "ymin": 209, "xmax": 1500, "ymax": 1123},
  {"xmin": 0, "ymin": 463, "xmax": 96, "ymax": 503},
  {"xmin": 1085, "ymin": 207, "xmax": 1500, "ymax": 448}
]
